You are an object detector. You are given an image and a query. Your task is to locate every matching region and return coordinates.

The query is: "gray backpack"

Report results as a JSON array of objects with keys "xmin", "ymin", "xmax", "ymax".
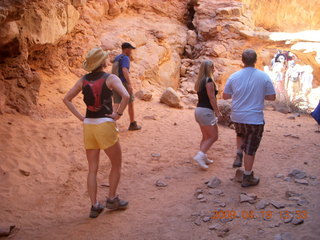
[{"xmin": 111, "ymin": 55, "xmax": 124, "ymax": 77}]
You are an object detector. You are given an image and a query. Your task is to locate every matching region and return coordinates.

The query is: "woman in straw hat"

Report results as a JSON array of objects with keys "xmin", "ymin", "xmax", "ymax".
[
  {"xmin": 63, "ymin": 47, "xmax": 130, "ymax": 218},
  {"xmin": 193, "ymin": 60, "xmax": 222, "ymax": 170}
]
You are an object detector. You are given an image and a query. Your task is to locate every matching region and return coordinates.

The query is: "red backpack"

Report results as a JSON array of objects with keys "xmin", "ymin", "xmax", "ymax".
[{"xmin": 82, "ymin": 73, "xmax": 110, "ymax": 112}]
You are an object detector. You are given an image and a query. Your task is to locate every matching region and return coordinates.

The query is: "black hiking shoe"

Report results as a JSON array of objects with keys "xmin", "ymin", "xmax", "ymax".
[
  {"xmin": 89, "ymin": 203, "xmax": 104, "ymax": 218},
  {"xmin": 233, "ymin": 153, "xmax": 243, "ymax": 168},
  {"xmin": 106, "ymin": 196, "xmax": 128, "ymax": 210},
  {"xmin": 241, "ymin": 172, "xmax": 260, "ymax": 187},
  {"xmin": 128, "ymin": 121, "xmax": 141, "ymax": 131}
]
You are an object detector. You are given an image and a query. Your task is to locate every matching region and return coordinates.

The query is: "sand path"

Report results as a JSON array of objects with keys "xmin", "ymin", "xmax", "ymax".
[{"xmin": 0, "ymin": 100, "xmax": 320, "ymax": 240}]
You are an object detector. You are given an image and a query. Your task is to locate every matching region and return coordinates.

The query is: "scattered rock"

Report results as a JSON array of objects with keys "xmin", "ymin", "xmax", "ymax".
[
  {"xmin": 291, "ymin": 217, "xmax": 304, "ymax": 225},
  {"xmin": 209, "ymin": 223, "xmax": 230, "ymax": 237},
  {"xmin": 288, "ymin": 196, "xmax": 301, "ymax": 201},
  {"xmin": 213, "ymin": 201, "xmax": 226, "ymax": 207},
  {"xmin": 285, "ymin": 190, "xmax": 301, "ymax": 198},
  {"xmin": 246, "ymin": 193, "xmax": 257, "ymax": 199},
  {"xmin": 274, "ymin": 232, "xmax": 294, "ymax": 240},
  {"xmin": 284, "ymin": 134, "xmax": 300, "ymax": 139},
  {"xmin": 208, "ymin": 223, "xmax": 229, "ymax": 232},
  {"xmin": 200, "ymin": 198, "xmax": 207, "ymax": 203},
  {"xmin": 256, "ymin": 199, "xmax": 269, "ymax": 210},
  {"xmin": 194, "ymin": 217, "xmax": 201, "ymax": 226},
  {"xmin": 297, "ymin": 199, "xmax": 309, "ymax": 206},
  {"xmin": 240, "ymin": 193, "xmax": 256, "ymax": 204},
  {"xmin": 270, "ymin": 200, "xmax": 285, "ymax": 209},
  {"xmin": 160, "ymin": 87, "xmax": 183, "ymax": 109},
  {"xmin": 100, "ymin": 183, "xmax": 110, "ymax": 187},
  {"xmin": 151, "ymin": 153, "xmax": 161, "ymax": 158},
  {"xmin": 283, "ymin": 177, "xmax": 292, "ymax": 182},
  {"xmin": 287, "ymin": 116, "xmax": 295, "ymax": 120},
  {"xmin": 0, "ymin": 225, "xmax": 15, "ymax": 237},
  {"xmin": 155, "ymin": 180, "xmax": 167, "ymax": 187},
  {"xmin": 143, "ymin": 115, "xmax": 157, "ymax": 120},
  {"xmin": 203, "ymin": 216, "xmax": 211, "ymax": 222},
  {"xmin": 208, "ymin": 189, "xmax": 224, "ymax": 196},
  {"xmin": 275, "ymin": 173, "xmax": 284, "ymax": 178},
  {"xmin": 288, "ymin": 169, "xmax": 307, "ymax": 179},
  {"xmin": 195, "ymin": 188, "xmax": 203, "ymax": 194},
  {"xmin": 294, "ymin": 179, "xmax": 308, "ymax": 185},
  {"xmin": 19, "ymin": 169, "xmax": 30, "ymax": 176},
  {"xmin": 197, "ymin": 194, "xmax": 204, "ymax": 200},
  {"xmin": 207, "ymin": 176, "xmax": 221, "ymax": 188}
]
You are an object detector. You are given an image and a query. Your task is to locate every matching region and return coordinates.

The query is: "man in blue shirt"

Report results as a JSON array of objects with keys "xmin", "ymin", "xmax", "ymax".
[
  {"xmin": 113, "ymin": 42, "xmax": 141, "ymax": 131},
  {"xmin": 223, "ymin": 49, "xmax": 276, "ymax": 187}
]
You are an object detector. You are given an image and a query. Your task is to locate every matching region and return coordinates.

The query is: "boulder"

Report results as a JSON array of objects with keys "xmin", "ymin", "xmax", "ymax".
[
  {"xmin": 218, "ymin": 100, "xmax": 232, "ymax": 127},
  {"xmin": 181, "ymin": 94, "xmax": 198, "ymax": 106},
  {"xmin": 160, "ymin": 87, "xmax": 183, "ymax": 109},
  {"xmin": 135, "ymin": 90, "xmax": 153, "ymax": 101},
  {"xmin": 187, "ymin": 30, "xmax": 197, "ymax": 46}
]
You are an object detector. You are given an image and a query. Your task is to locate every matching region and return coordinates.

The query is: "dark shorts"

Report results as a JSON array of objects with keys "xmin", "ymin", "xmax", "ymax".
[
  {"xmin": 113, "ymin": 82, "xmax": 134, "ymax": 104},
  {"xmin": 234, "ymin": 122, "xmax": 264, "ymax": 156}
]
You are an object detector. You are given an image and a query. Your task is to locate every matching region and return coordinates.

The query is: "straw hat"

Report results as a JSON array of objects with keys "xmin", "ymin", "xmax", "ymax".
[{"xmin": 83, "ymin": 47, "xmax": 109, "ymax": 72}]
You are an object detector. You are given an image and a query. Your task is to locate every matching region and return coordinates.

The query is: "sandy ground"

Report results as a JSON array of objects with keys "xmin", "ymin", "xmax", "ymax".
[{"xmin": 1, "ymin": 97, "xmax": 320, "ymax": 240}]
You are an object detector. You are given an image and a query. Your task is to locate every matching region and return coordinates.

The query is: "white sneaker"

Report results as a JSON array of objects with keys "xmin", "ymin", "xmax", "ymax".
[
  {"xmin": 193, "ymin": 153, "xmax": 209, "ymax": 170},
  {"xmin": 204, "ymin": 155, "xmax": 214, "ymax": 165}
]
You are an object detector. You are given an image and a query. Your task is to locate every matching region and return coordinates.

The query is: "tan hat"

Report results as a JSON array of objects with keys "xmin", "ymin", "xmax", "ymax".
[{"xmin": 83, "ymin": 47, "xmax": 109, "ymax": 72}]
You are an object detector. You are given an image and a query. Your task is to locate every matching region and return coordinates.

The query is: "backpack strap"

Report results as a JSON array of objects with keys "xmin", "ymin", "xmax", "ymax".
[
  {"xmin": 118, "ymin": 55, "xmax": 125, "ymax": 76},
  {"xmin": 82, "ymin": 72, "xmax": 110, "ymax": 112}
]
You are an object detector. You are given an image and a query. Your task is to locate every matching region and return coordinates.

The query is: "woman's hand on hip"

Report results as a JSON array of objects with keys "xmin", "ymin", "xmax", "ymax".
[{"xmin": 106, "ymin": 112, "xmax": 121, "ymax": 121}]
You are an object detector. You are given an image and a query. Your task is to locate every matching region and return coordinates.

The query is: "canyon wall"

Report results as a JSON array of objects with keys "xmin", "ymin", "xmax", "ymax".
[
  {"xmin": 0, "ymin": 0, "xmax": 319, "ymax": 115},
  {"xmin": 0, "ymin": 0, "xmax": 188, "ymax": 114}
]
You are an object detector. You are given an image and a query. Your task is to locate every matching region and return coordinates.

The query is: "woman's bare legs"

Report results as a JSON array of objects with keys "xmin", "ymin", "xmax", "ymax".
[
  {"xmin": 104, "ymin": 141, "xmax": 122, "ymax": 199},
  {"xmin": 86, "ymin": 149, "xmax": 100, "ymax": 205},
  {"xmin": 199, "ymin": 124, "xmax": 219, "ymax": 153}
]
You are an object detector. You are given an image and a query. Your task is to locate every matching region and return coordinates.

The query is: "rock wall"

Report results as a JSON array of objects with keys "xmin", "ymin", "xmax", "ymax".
[
  {"xmin": 0, "ymin": 0, "xmax": 319, "ymax": 114},
  {"xmin": 0, "ymin": 0, "xmax": 188, "ymax": 114},
  {"xmin": 243, "ymin": 0, "xmax": 320, "ymax": 32}
]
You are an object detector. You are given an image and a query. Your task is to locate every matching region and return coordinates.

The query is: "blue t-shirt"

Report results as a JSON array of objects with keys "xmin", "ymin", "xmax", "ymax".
[
  {"xmin": 223, "ymin": 67, "xmax": 276, "ymax": 125},
  {"xmin": 114, "ymin": 54, "xmax": 130, "ymax": 82}
]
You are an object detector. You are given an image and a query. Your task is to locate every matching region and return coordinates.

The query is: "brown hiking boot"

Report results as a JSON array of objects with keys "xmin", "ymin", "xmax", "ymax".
[
  {"xmin": 233, "ymin": 153, "xmax": 243, "ymax": 168},
  {"xmin": 106, "ymin": 196, "xmax": 128, "ymax": 210},
  {"xmin": 128, "ymin": 121, "xmax": 141, "ymax": 131},
  {"xmin": 241, "ymin": 172, "xmax": 260, "ymax": 187}
]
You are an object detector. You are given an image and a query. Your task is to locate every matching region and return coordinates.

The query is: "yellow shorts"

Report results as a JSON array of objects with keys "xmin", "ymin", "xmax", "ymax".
[{"xmin": 83, "ymin": 122, "xmax": 119, "ymax": 150}]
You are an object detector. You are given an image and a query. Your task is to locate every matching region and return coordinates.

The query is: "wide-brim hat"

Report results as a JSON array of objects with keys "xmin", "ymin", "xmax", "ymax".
[{"xmin": 83, "ymin": 47, "xmax": 109, "ymax": 72}]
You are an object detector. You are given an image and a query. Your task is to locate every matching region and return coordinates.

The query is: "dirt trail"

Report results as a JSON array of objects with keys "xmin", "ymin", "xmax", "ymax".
[{"xmin": 0, "ymin": 99, "xmax": 320, "ymax": 240}]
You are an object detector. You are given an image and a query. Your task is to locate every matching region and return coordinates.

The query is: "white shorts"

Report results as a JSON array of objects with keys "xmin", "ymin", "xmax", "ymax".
[{"xmin": 195, "ymin": 107, "xmax": 218, "ymax": 126}]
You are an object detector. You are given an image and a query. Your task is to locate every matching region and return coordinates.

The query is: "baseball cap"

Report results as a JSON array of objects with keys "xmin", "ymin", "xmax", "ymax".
[{"xmin": 121, "ymin": 42, "xmax": 136, "ymax": 49}]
